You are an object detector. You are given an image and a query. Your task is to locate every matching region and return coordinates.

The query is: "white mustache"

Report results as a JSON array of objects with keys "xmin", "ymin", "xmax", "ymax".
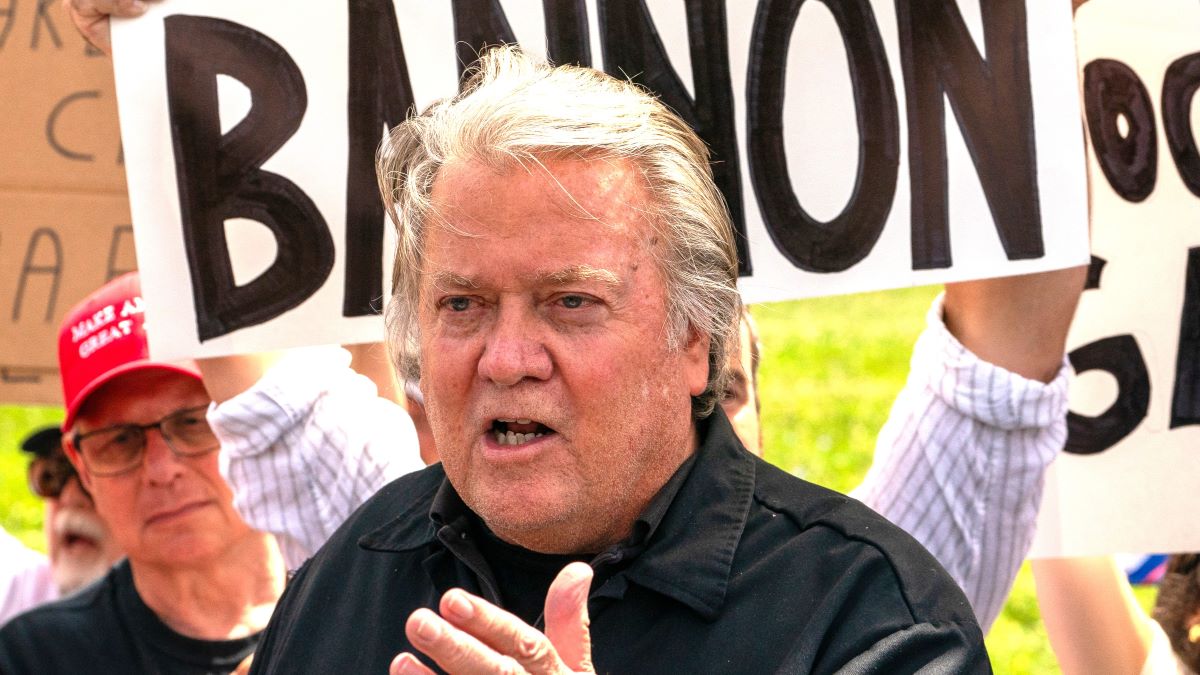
[{"xmin": 53, "ymin": 508, "xmax": 107, "ymax": 543}]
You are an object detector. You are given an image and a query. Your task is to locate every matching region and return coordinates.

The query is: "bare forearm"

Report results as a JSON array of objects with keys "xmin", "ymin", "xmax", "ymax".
[
  {"xmin": 345, "ymin": 342, "xmax": 403, "ymax": 407},
  {"xmin": 1032, "ymin": 556, "xmax": 1153, "ymax": 675},
  {"xmin": 943, "ymin": 266, "xmax": 1086, "ymax": 383},
  {"xmin": 196, "ymin": 353, "xmax": 283, "ymax": 404}
]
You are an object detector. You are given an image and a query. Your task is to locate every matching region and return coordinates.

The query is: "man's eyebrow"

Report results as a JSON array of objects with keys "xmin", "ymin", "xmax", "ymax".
[
  {"xmin": 536, "ymin": 265, "xmax": 622, "ymax": 289},
  {"xmin": 428, "ymin": 271, "xmax": 480, "ymax": 291}
]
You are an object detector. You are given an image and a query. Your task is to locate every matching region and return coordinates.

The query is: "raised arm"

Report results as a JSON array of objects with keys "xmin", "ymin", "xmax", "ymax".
[
  {"xmin": 201, "ymin": 347, "xmax": 423, "ymax": 569},
  {"xmin": 943, "ymin": 267, "xmax": 1086, "ymax": 384},
  {"xmin": 853, "ymin": 265, "xmax": 1086, "ymax": 630},
  {"xmin": 1032, "ymin": 556, "xmax": 1156, "ymax": 675}
]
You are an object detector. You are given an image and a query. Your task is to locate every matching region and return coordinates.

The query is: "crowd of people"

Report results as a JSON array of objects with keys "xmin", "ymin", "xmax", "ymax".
[{"xmin": 0, "ymin": 0, "xmax": 1196, "ymax": 673}]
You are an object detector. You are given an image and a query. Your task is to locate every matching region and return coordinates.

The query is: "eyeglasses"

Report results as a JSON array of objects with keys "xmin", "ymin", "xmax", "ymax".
[
  {"xmin": 27, "ymin": 452, "xmax": 80, "ymax": 499},
  {"xmin": 72, "ymin": 405, "xmax": 219, "ymax": 477}
]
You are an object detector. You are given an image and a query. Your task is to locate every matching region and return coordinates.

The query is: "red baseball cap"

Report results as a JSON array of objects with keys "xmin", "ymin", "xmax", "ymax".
[{"xmin": 57, "ymin": 272, "xmax": 201, "ymax": 430}]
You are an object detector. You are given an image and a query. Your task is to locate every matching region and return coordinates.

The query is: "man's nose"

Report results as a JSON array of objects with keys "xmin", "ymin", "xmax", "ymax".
[
  {"xmin": 477, "ymin": 306, "xmax": 552, "ymax": 386},
  {"xmin": 141, "ymin": 428, "xmax": 185, "ymax": 485}
]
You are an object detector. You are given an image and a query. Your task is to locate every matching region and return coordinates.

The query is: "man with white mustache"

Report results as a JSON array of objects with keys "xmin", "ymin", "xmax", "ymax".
[{"xmin": 1, "ymin": 427, "xmax": 123, "ymax": 625}]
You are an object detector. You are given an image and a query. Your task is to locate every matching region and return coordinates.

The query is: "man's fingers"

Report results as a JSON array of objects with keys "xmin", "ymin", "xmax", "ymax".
[
  {"xmin": 406, "ymin": 607, "xmax": 535, "ymax": 675},
  {"xmin": 390, "ymin": 652, "xmax": 437, "ymax": 675},
  {"xmin": 437, "ymin": 589, "xmax": 566, "ymax": 674},
  {"xmin": 544, "ymin": 562, "xmax": 594, "ymax": 672},
  {"xmin": 63, "ymin": 0, "xmax": 154, "ymax": 55}
]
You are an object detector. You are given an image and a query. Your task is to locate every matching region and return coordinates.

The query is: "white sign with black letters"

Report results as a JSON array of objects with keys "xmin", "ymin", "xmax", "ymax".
[
  {"xmin": 112, "ymin": 0, "xmax": 1088, "ymax": 361},
  {"xmin": 1032, "ymin": 0, "xmax": 1200, "ymax": 557}
]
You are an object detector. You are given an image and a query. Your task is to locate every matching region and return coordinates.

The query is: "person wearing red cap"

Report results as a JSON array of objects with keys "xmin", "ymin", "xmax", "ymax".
[{"xmin": 0, "ymin": 272, "xmax": 285, "ymax": 674}]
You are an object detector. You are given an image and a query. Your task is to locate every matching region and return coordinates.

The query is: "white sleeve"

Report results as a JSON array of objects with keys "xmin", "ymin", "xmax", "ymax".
[
  {"xmin": 208, "ymin": 347, "xmax": 424, "ymax": 570},
  {"xmin": 851, "ymin": 293, "xmax": 1070, "ymax": 631},
  {"xmin": 0, "ymin": 527, "xmax": 57, "ymax": 625}
]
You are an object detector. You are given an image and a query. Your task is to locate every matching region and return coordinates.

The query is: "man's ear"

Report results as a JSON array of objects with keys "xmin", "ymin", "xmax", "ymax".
[
  {"xmin": 683, "ymin": 326, "xmax": 711, "ymax": 397},
  {"xmin": 61, "ymin": 434, "xmax": 94, "ymax": 492}
]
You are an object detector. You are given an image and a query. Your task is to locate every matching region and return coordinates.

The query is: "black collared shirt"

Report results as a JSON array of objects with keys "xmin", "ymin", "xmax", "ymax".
[{"xmin": 251, "ymin": 411, "xmax": 989, "ymax": 674}]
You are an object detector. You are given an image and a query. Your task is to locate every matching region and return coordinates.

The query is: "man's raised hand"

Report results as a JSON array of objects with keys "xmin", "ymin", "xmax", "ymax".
[{"xmin": 390, "ymin": 562, "xmax": 595, "ymax": 675}]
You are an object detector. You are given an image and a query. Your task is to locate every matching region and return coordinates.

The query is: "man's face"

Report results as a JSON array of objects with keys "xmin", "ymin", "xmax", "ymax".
[
  {"xmin": 35, "ymin": 457, "xmax": 121, "ymax": 594},
  {"xmin": 721, "ymin": 318, "xmax": 763, "ymax": 457},
  {"xmin": 66, "ymin": 369, "xmax": 252, "ymax": 567},
  {"xmin": 417, "ymin": 157, "xmax": 710, "ymax": 554}
]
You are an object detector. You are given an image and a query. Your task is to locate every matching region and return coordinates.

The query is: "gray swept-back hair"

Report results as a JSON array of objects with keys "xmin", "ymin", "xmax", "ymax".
[{"xmin": 377, "ymin": 45, "xmax": 739, "ymax": 418}]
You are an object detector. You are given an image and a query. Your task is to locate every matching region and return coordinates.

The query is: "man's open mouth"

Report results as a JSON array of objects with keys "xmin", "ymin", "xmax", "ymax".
[
  {"xmin": 490, "ymin": 418, "xmax": 555, "ymax": 446},
  {"xmin": 62, "ymin": 532, "xmax": 98, "ymax": 551}
]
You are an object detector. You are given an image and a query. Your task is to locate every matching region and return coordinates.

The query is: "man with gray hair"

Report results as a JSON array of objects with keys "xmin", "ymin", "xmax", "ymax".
[{"xmin": 250, "ymin": 46, "xmax": 987, "ymax": 674}]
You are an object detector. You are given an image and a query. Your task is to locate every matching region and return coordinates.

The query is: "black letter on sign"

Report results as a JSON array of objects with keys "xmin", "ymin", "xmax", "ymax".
[
  {"xmin": 13, "ymin": 228, "xmax": 63, "ymax": 322},
  {"xmin": 1163, "ymin": 52, "xmax": 1200, "ymax": 199},
  {"xmin": 1172, "ymin": 248, "xmax": 1200, "ymax": 427},
  {"xmin": 0, "ymin": 0, "xmax": 15, "ymax": 50},
  {"xmin": 46, "ymin": 90, "xmax": 100, "ymax": 161},
  {"xmin": 345, "ymin": 0, "xmax": 417, "ymax": 317},
  {"xmin": 1083, "ymin": 59, "xmax": 1157, "ymax": 203},
  {"xmin": 165, "ymin": 16, "xmax": 334, "ymax": 341},
  {"xmin": 896, "ymin": 1, "xmax": 1043, "ymax": 269},
  {"xmin": 599, "ymin": 0, "xmax": 750, "ymax": 274},
  {"xmin": 747, "ymin": 0, "xmax": 898, "ymax": 273},
  {"xmin": 451, "ymin": 0, "xmax": 518, "ymax": 82},
  {"xmin": 32, "ymin": 0, "xmax": 62, "ymax": 50},
  {"xmin": 106, "ymin": 225, "xmax": 136, "ymax": 281},
  {"xmin": 543, "ymin": 0, "xmax": 591, "ymax": 67},
  {"xmin": 1084, "ymin": 255, "xmax": 1106, "ymax": 290},
  {"xmin": 1066, "ymin": 335, "xmax": 1151, "ymax": 455}
]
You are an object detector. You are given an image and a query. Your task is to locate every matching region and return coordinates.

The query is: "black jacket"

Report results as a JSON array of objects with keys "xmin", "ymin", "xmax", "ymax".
[{"xmin": 251, "ymin": 412, "xmax": 989, "ymax": 674}]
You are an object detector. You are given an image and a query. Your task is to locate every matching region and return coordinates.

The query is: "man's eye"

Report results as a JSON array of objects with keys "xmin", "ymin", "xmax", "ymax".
[
  {"xmin": 446, "ymin": 297, "xmax": 471, "ymax": 311},
  {"xmin": 560, "ymin": 295, "xmax": 585, "ymax": 309}
]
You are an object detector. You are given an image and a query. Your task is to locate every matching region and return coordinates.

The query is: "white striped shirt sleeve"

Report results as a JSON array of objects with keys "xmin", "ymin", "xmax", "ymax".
[
  {"xmin": 208, "ymin": 347, "xmax": 424, "ymax": 570},
  {"xmin": 852, "ymin": 293, "xmax": 1070, "ymax": 631}
]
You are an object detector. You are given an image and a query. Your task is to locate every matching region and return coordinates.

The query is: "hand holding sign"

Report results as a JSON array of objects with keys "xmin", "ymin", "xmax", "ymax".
[
  {"xmin": 64, "ymin": 0, "xmax": 159, "ymax": 54},
  {"xmin": 391, "ymin": 563, "xmax": 595, "ymax": 675}
]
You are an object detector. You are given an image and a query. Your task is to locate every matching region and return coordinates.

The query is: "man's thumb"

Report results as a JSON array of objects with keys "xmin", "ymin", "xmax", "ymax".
[{"xmin": 544, "ymin": 562, "xmax": 594, "ymax": 672}]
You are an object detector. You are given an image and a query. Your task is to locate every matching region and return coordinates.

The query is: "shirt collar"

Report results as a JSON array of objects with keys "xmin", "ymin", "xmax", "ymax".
[
  {"xmin": 616, "ymin": 410, "xmax": 756, "ymax": 620},
  {"xmin": 358, "ymin": 410, "xmax": 758, "ymax": 622}
]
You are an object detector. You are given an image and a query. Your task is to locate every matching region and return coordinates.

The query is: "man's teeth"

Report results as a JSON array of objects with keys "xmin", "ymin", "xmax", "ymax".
[
  {"xmin": 494, "ymin": 430, "xmax": 545, "ymax": 445},
  {"xmin": 497, "ymin": 418, "xmax": 533, "ymax": 425}
]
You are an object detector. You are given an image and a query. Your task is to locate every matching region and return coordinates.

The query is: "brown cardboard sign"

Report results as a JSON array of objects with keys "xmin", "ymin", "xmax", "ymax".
[
  {"xmin": 0, "ymin": 1, "xmax": 125, "ymax": 193},
  {"xmin": 0, "ymin": 191, "xmax": 134, "ymax": 404},
  {"xmin": 0, "ymin": 2, "xmax": 133, "ymax": 405}
]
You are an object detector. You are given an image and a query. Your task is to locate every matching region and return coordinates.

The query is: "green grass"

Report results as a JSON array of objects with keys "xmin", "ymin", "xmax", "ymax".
[
  {"xmin": 0, "ymin": 404, "xmax": 62, "ymax": 551},
  {"xmin": 0, "ymin": 286, "xmax": 1158, "ymax": 671},
  {"xmin": 753, "ymin": 286, "xmax": 1059, "ymax": 674}
]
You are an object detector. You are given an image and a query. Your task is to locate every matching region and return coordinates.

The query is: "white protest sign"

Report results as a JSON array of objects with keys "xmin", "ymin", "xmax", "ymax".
[
  {"xmin": 112, "ymin": 1, "xmax": 1088, "ymax": 361},
  {"xmin": 1032, "ymin": 0, "xmax": 1200, "ymax": 557}
]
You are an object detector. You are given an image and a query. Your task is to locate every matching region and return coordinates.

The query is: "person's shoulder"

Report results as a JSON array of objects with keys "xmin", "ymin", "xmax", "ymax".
[
  {"xmin": 2, "ymin": 565, "xmax": 114, "ymax": 630},
  {"xmin": 0, "ymin": 565, "xmax": 120, "ymax": 668},
  {"xmin": 307, "ymin": 462, "xmax": 445, "ymax": 555},
  {"xmin": 748, "ymin": 457, "xmax": 977, "ymax": 625}
]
